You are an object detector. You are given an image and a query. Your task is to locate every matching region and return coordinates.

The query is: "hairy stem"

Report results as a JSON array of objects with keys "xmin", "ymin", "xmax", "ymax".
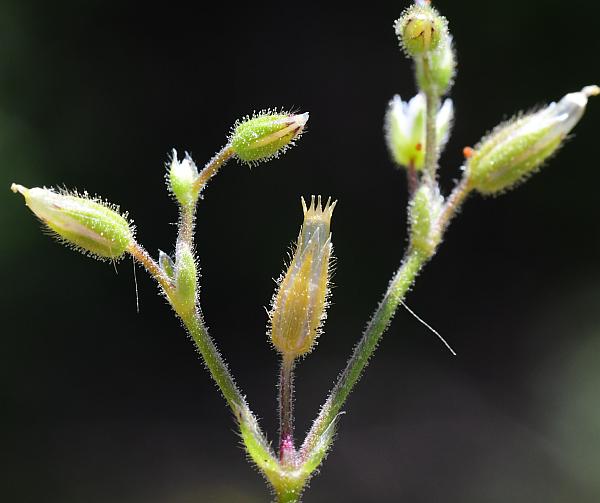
[
  {"xmin": 128, "ymin": 241, "xmax": 174, "ymax": 294},
  {"xmin": 180, "ymin": 311, "xmax": 248, "ymax": 414},
  {"xmin": 436, "ymin": 176, "xmax": 471, "ymax": 233},
  {"xmin": 193, "ymin": 145, "xmax": 235, "ymax": 194},
  {"xmin": 422, "ymin": 57, "xmax": 440, "ymax": 185},
  {"xmin": 129, "ymin": 240, "xmax": 252, "ymax": 421},
  {"xmin": 279, "ymin": 355, "xmax": 296, "ymax": 466},
  {"xmin": 407, "ymin": 159, "xmax": 418, "ymax": 195},
  {"xmin": 300, "ymin": 250, "xmax": 426, "ymax": 458},
  {"xmin": 178, "ymin": 204, "xmax": 196, "ymax": 248}
]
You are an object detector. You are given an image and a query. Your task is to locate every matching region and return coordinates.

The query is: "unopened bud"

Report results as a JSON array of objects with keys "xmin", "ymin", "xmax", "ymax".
[
  {"xmin": 169, "ymin": 149, "xmax": 198, "ymax": 207},
  {"xmin": 385, "ymin": 93, "xmax": 453, "ymax": 170},
  {"xmin": 230, "ymin": 111, "xmax": 309, "ymax": 165},
  {"xmin": 11, "ymin": 184, "xmax": 133, "ymax": 260},
  {"xmin": 173, "ymin": 243, "xmax": 197, "ymax": 314},
  {"xmin": 467, "ymin": 86, "xmax": 599, "ymax": 194},
  {"xmin": 269, "ymin": 196, "xmax": 336, "ymax": 359},
  {"xmin": 409, "ymin": 184, "xmax": 444, "ymax": 256},
  {"xmin": 395, "ymin": 4, "xmax": 447, "ymax": 57}
]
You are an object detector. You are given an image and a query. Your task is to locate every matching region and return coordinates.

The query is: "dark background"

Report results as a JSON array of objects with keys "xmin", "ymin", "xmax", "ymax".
[{"xmin": 2, "ymin": 1, "xmax": 600, "ymax": 501}]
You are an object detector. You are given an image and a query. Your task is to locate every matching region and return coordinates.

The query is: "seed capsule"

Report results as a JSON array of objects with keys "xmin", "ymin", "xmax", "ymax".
[
  {"xmin": 11, "ymin": 184, "xmax": 134, "ymax": 260},
  {"xmin": 230, "ymin": 111, "xmax": 309, "ymax": 165},
  {"xmin": 395, "ymin": 4, "xmax": 447, "ymax": 57},
  {"xmin": 467, "ymin": 86, "xmax": 599, "ymax": 194},
  {"xmin": 269, "ymin": 196, "xmax": 336, "ymax": 359}
]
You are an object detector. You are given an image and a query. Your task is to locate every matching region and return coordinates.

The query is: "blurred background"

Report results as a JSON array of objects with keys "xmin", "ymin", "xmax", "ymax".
[{"xmin": 2, "ymin": 0, "xmax": 599, "ymax": 501}]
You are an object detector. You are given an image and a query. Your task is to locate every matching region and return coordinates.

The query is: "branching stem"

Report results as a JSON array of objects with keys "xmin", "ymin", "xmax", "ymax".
[
  {"xmin": 127, "ymin": 241, "xmax": 174, "ymax": 294},
  {"xmin": 128, "ymin": 240, "xmax": 252, "ymax": 423}
]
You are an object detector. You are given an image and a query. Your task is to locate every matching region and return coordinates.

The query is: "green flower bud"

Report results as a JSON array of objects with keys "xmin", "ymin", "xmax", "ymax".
[
  {"xmin": 395, "ymin": 4, "xmax": 447, "ymax": 57},
  {"xmin": 269, "ymin": 196, "xmax": 335, "ymax": 359},
  {"xmin": 169, "ymin": 149, "xmax": 198, "ymax": 207},
  {"xmin": 416, "ymin": 35, "xmax": 456, "ymax": 95},
  {"xmin": 173, "ymin": 243, "xmax": 197, "ymax": 314},
  {"xmin": 230, "ymin": 111, "xmax": 309, "ymax": 165},
  {"xmin": 385, "ymin": 93, "xmax": 453, "ymax": 170},
  {"xmin": 409, "ymin": 184, "xmax": 443, "ymax": 257},
  {"xmin": 467, "ymin": 86, "xmax": 599, "ymax": 194},
  {"xmin": 11, "ymin": 184, "xmax": 133, "ymax": 260}
]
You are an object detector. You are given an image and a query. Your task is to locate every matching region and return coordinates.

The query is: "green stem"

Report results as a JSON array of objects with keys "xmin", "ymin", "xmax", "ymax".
[
  {"xmin": 192, "ymin": 145, "xmax": 235, "ymax": 194},
  {"xmin": 180, "ymin": 311, "xmax": 248, "ymax": 415},
  {"xmin": 300, "ymin": 249, "xmax": 426, "ymax": 458},
  {"xmin": 279, "ymin": 355, "xmax": 296, "ymax": 466},
  {"xmin": 129, "ymin": 241, "xmax": 249, "ymax": 416},
  {"xmin": 421, "ymin": 56, "xmax": 441, "ymax": 185},
  {"xmin": 178, "ymin": 203, "xmax": 195, "ymax": 248},
  {"xmin": 128, "ymin": 241, "xmax": 174, "ymax": 294},
  {"xmin": 276, "ymin": 489, "xmax": 302, "ymax": 503},
  {"xmin": 436, "ymin": 176, "xmax": 471, "ymax": 234}
]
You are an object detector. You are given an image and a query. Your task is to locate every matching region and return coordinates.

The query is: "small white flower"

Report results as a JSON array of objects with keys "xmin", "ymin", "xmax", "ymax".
[{"xmin": 385, "ymin": 92, "xmax": 453, "ymax": 170}]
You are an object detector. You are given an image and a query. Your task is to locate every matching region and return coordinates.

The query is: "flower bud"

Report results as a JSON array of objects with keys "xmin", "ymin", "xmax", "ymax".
[
  {"xmin": 269, "ymin": 196, "xmax": 336, "ymax": 359},
  {"xmin": 467, "ymin": 86, "xmax": 599, "ymax": 194},
  {"xmin": 409, "ymin": 184, "xmax": 444, "ymax": 256},
  {"xmin": 395, "ymin": 4, "xmax": 447, "ymax": 57},
  {"xmin": 230, "ymin": 111, "xmax": 309, "ymax": 165},
  {"xmin": 173, "ymin": 243, "xmax": 197, "ymax": 314},
  {"xmin": 169, "ymin": 149, "xmax": 198, "ymax": 207},
  {"xmin": 385, "ymin": 93, "xmax": 453, "ymax": 170},
  {"xmin": 11, "ymin": 184, "xmax": 133, "ymax": 260}
]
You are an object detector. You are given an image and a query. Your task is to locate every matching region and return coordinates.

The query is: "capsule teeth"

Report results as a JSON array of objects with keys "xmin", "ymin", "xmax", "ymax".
[{"xmin": 300, "ymin": 195, "xmax": 337, "ymax": 223}]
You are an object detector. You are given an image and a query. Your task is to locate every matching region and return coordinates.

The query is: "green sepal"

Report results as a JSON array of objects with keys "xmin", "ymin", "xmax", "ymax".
[
  {"xmin": 409, "ymin": 185, "xmax": 442, "ymax": 257},
  {"xmin": 173, "ymin": 244, "xmax": 197, "ymax": 314},
  {"xmin": 158, "ymin": 249, "xmax": 175, "ymax": 279},
  {"xmin": 416, "ymin": 37, "xmax": 456, "ymax": 95}
]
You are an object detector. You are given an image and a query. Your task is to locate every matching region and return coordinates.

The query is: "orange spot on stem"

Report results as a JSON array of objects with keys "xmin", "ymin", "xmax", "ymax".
[{"xmin": 463, "ymin": 146, "xmax": 474, "ymax": 159}]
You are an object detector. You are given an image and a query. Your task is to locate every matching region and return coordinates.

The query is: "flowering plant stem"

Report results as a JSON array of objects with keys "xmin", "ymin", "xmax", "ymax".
[
  {"xmin": 300, "ymin": 249, "xmax": 426, "ymax": 458},
  {"xmin": 422, "ymin": 57, "xmax": 441, "ymax": 183},
  {"xmin": 128, "ymin": 242, "xmax": 247, "ymax": 409},
  {"xmin": 279, "ymin": 356, "xmax": 296, "ymax": 465}
]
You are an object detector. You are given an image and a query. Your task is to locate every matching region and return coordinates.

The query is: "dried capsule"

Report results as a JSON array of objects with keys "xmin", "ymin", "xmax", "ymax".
[{"xmin": 269, "ymin": 196, "xmax": 336, "ymax": 359}]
